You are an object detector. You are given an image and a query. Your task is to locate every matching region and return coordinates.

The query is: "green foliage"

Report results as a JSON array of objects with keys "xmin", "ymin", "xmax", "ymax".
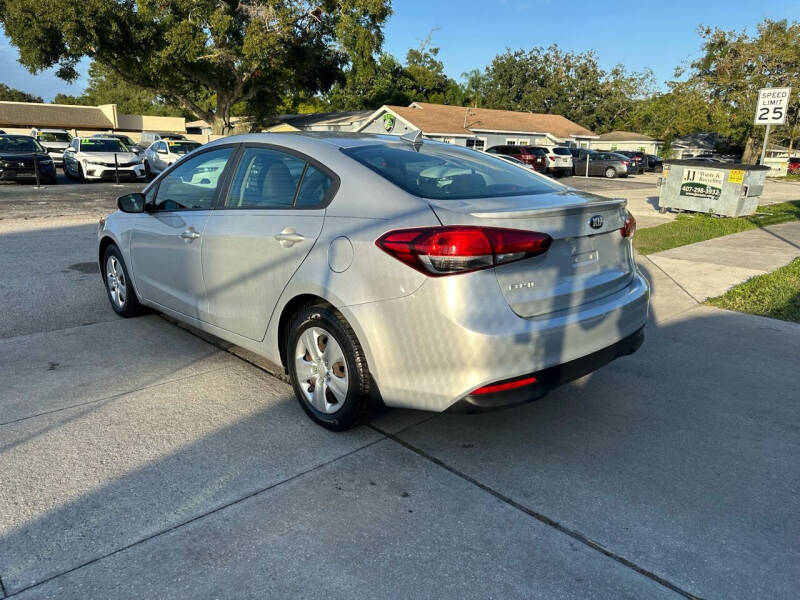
[
  {"xmin": 634, "ymin": 201, "xmax": 800, "ymax": 255},
  {"xmin": 326, "ymin": 30, "xmax": 467, "ymax": 110},
  {"xmin": 706, "ymin": 258, "xmax": 800, "ymax": 323},
  {"xmin": 480, "ymin": 45, "xmax": 654, "ymax": 132},
  {"xmin": 52, "ymin": 62, "xmax": 185, "ymax": 116},
  {"xmin": 0, "ymin": 0, "xmax": 391, "ymax": 132},
  {"xmin": 0, "ymin": 83, "xmax": 43, "ymax": 103}
]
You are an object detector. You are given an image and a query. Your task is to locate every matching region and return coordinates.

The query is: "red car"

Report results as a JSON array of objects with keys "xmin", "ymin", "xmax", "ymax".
[
  {"xmin": 486, "ymin": 145, "xmax": 548, "ymax": 173},
  {"xmin": 788, "ymin": 158, "xmax": 800, "ymax": 175}
]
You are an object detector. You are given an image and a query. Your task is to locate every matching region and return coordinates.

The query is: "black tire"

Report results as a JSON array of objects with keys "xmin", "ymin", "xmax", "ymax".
[
  {"xmin": 144, "ymin": 160, "xmax": 152, "ymax": 179},
  {"xmin": 605, "ymin": 167, "xmax": 617, "ymax": 179},
  {"xmin": 102, "ymin": 244, "xmax": 146, "ymax": 318},
  {"xmin": 287, "ymin": 304, "xmax": 373, "ymax": 431},
  {"xmin": 63, "ymin": 163, "xmax": 73, "ymax": 179},
  {"xmin": 77, "ymin": 163, "xmax": 87, "ymax": 182}
]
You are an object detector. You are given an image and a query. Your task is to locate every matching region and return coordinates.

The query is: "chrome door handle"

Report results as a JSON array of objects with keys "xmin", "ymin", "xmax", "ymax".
[
  {"xmin": 180, "ymin": 229, "xmax": 200, "ymax": 240},
  {"xmin": 274, "ymin": 228, "xmax": 305, "ymax": 247}
]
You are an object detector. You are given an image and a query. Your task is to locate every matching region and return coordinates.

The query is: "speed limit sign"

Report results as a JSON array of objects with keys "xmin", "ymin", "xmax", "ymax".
[{"xmin": 755, "ymin": 87, "xmax": 792, "ymax": 125}]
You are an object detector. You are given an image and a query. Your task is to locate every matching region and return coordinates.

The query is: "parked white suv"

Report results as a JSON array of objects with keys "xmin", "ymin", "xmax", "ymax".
[
  {"xmin": 541, "ymin": 146, "xmax": 573, "ymax": 176},
  {"xmin": 30, "ymin": 128, "xmax": 72, "ymax": 167}
]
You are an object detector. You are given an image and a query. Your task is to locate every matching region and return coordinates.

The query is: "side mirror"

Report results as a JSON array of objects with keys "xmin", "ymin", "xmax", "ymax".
[{"xmin": 117, "ymin": 193, "xmax": 146, "ymax": 213}]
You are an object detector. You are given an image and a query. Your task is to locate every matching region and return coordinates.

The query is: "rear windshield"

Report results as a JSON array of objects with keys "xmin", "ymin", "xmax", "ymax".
[
  {"xmin": 343, "ymin": 142, "xmax": 564, "ymax": 200},
  {"xmin": 552, "ymin": 147, "xmax": 572, "ymax": 155},
  {"xmin": 36, "ymin": 132, "xmax": 71, "ymax": 143},
  {"xmin": 0, "ymin": 136, "xmax": 43, "ymax": 153},
  {"xmin": 167, "ymin": 141, "xmax": 201, "ymax": 155},
  {"xmin": 80, "ymin": 138, "xmax": 126, "ymax": 152}
]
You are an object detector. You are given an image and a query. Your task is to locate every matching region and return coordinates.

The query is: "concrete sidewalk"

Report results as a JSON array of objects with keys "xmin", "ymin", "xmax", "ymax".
[{"xmin": 645, "ymin": 221, "xmax": 800, "ymax": 302}]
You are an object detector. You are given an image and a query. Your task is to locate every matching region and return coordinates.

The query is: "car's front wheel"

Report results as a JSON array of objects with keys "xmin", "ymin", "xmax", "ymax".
[
  {"xmin": 287, "ymin": 304, "xmax": 373, "ymax": 431},
  {"xmin": 102, "ymin": 244, "xmax": 145, "ymax": 318}
]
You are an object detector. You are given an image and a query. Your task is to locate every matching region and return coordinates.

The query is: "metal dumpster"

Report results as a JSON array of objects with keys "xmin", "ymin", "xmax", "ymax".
[{"xmin": 658, "ymin": 160, "xmax": 770, "ymax": 217}]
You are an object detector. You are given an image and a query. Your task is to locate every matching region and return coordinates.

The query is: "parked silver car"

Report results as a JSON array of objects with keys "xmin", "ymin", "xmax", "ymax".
[
  {"xmin": 30, "ymin": 128, "xmax": 72, "ymax": 166},
  {"xmin": 98, "ymin": 133, "xmax": 649, "ymax": 430},
  {"xmin": 572, "ymin": 150, "xmax": 629, "ymax": 178},
  {"xmin": 143, "ymin": 139, "xmax": 202, "ymax": 177}
]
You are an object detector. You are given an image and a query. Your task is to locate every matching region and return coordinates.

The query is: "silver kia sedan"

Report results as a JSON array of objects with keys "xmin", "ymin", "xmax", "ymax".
[{"xmin": 98, "ymin": 133, "xmax": 649, "ymax": 430}]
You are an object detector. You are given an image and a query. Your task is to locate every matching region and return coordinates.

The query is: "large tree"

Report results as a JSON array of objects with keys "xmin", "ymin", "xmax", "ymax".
[
  {"xmin": 687, "ymin": 19, "xmax": 800, "ymax": 161},
  {"xmin": 480, "ymin": 45, "xmax": 653, "ymax": 133},
  {"xmin": 0, "ymin": 0, "xmax": 391, "ymax": 133}
]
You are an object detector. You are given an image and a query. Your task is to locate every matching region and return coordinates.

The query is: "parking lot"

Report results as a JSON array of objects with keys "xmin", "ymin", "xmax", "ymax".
[{"xmin": 1, "ymin": 176, "xmax": 799, "ymax": 599}]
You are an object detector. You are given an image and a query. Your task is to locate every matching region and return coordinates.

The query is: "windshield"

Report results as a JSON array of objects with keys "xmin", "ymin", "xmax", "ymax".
[
  {"xmin": 0, "ymin": 136, "xmax": 44, "ymax": 153},
  {"xmin": 36, "ymin": 132, "xmax": 71, "ymax": 143},
  {"xmin": 115, "ymin": 135, "xmax": 136, "ymax": 147},
  {"xmin": 343, "ymin": 142, "xmax": 564, "ymax": 200},
  {"xmin": 80, "ymin": 138, "xmax": 126, "ymax": 153},
  {"xmin": 167, "ymin": 141, "xmax": 200, "ymax": 155},
  {"xmin": 552, "ymin": 147, "xmax": 572, "ymax": 155}
]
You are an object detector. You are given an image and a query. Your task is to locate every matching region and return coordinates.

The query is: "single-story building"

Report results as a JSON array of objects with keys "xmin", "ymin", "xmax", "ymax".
[
  {"xmin": 268, "ymin": 110, "xmax": 374, "ymax": 133},
  {"xmin": 0, "ymin": 100, "xmax": 186, "ymax": 142},
  {"xmin": 593, "ymin": 131, "xmax": 662, "ymax": 155},
  {"xmin": 670, "ymin": 132, "xmax": 724, "ymax": 159},
  {"xmin": 355, "ymin": 102, "xmax": 597, "ymax": 150}
]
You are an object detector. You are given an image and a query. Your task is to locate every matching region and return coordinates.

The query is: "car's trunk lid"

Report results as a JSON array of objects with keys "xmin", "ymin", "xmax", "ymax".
[{"xmin": 428, "ymin": 190, "xmax": 634, "ymax": 317}]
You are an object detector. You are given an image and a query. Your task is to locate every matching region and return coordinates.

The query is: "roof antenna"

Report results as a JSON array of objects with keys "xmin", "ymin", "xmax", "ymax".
[{"xmin": 401, "ymin": 129, "xmax": 424, "ymax": 151}]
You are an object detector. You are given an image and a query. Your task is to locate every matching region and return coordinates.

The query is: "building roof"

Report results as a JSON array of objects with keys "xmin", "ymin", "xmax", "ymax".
[
  {"xmin": 278, "ymin": 110, "xmax": 375, "ymax": 128},
  {"xmin": 0, "ymin": 101, "xmax": 115, "ymax": 129},
  {"xmin": 597, "ymin": 130, "xmax": 656, "ymax": 142},
  {"xmin": 377, "ymin": 102, "xmax": 594, "ymax": 138}
]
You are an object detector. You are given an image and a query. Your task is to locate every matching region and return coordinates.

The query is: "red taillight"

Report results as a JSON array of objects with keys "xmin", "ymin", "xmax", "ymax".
[
  {"xmin": 621, "ymin": 211, "xmax": 636, "ymax": 238},
  {"xmin": 548, "ymin": 156, "xmax": 555, "ymax": 161},
  {"xmin": 472, "ymin": 375, "xmax": 538, "ymax": 395},
  {"xmin": 376, "ymin": 226, "xmax": 552, "ymax": 276},
  {"xmin": 622, "ymin": 160, "xmax": 630, "ymax": 165}
]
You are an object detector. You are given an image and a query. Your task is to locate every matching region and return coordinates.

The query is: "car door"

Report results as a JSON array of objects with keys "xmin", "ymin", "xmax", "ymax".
[
  {"xmin": 151, "ymin": 141, "xmax": 168, "ymax": 173},
  {"xmin": 201, "ymin": 144, "xmax": 335, "ymax": 341},
  {"xmin": 130, "ymin": 145, "xmax": 236, "ymax": 319}
]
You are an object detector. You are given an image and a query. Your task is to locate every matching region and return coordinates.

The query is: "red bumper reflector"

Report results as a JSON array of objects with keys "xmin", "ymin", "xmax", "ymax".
[{"xmin": 472, "ymin": 375, "xmax": 538, "ymax": 396}]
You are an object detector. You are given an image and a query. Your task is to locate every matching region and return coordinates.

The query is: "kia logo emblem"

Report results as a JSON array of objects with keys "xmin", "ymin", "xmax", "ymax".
[{"xmin": 589, "ymin": 215, "xmax": 604, "ymax": 229}]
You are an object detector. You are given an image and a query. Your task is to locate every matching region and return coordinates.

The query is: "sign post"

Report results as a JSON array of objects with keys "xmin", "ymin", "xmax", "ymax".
[{"xmin": 755, "ymin": 86, "xmax": 791, "ymax": 165}]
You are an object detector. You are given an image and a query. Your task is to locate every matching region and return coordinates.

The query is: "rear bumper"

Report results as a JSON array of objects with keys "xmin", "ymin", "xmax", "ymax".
[
  {"xmin": 343, "ymin": 270, "xmax": 650, "ymax": 412},
  {"xmin": 449, "ymin": 326, "xmax": 644, "ymax": 412}
]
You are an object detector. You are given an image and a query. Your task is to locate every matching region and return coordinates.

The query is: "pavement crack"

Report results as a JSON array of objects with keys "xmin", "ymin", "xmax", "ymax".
[
  {"xmin": 3, "ymin": 437, "xmax": 385, "ymax": 598},
  {"xmin": 372, "ymin": 425, "xmax": 704, "ymax": 600}
]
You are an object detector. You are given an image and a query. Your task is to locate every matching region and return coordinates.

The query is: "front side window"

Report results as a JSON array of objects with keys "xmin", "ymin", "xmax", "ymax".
[
  {"xmin": 154, "ymin": 147, "xmax": 233, "ymax": 211},
  {"xmin": 343, "ymin": 141, "xmax": 565, "ymax": 200}
]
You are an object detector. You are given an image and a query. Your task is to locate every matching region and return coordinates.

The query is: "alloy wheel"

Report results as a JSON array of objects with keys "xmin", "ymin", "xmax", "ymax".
[
  {"xmin": 294, "ymin": 326, "xmax": 349, "ymax": 414},
  {"xmin": 106, "ymin": 255, "xmax": 127, "ymax": 308}
]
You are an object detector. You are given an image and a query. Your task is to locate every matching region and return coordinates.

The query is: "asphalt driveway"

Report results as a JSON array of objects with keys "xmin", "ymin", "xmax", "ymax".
[{"xmin": 1, "ymin": 187, "xmax": 798, "ymax": 599}]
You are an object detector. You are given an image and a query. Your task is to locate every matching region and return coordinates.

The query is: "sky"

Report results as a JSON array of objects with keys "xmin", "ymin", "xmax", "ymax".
[{"xmin": 2, "ymin": 0, "xmax": 799, "ymax": 102}]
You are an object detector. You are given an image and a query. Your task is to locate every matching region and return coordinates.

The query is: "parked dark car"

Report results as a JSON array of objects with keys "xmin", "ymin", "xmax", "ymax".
[
  {"xmin": 645, "ymin": 154, "xmax": 664, "ymax": 172},
  {"xmin": 614, "ymin": 151, "xmax": 646, "ymax": 174},
  {"xmin": 0, "ymin": 135, "xmax": 57, "ymax": 184},
  {"xmin": 486, "ymin": 145, "xmax": 547, "ymax": 173},
  {"xmin": 571, "ymin": 150, "xmax": 629, "ymax": 178},
  {"xmin": 788, "ymin": 157, "xmax": 800, "ymax": 175}
]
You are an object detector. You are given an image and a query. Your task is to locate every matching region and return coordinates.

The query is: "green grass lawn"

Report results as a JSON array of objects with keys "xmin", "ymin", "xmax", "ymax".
[
  {"xmin": 706, "ymin": 259, "xmax": 800, "ymax": 323},
  {"xmin": 634, "ymin": 201, "xmax": 800, "ymax": 255}
]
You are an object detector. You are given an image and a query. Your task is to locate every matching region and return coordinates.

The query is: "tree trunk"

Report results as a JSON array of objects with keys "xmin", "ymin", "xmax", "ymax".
[
  {"xmin": 741, "ymin": 134, "xmax": 760, "ymax": 164},
  {"xmin": 210, "ymin": 97, "xmax": 234, "ymax": 136}
]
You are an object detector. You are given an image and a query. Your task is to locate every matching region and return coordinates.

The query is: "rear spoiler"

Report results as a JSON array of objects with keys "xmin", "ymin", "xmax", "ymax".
[{"xmin": 468, "ymin": 197, "xmax": 626, "ymax": 219}]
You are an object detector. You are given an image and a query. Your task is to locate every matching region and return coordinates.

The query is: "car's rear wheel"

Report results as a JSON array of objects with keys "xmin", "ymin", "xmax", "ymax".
[
  {"xmin": 605, "ymin": 167, "xmax": 617, "ymax": 179},
  {"xmin": 103, "ymin": 244, "xmax": 145, "ymax": 318},
  {"xmin": 287, "ymin": 304, "xmax": 373, "ymax": 431},
  {"xmin": 144, "ymin": 160, "xmax": 152, "ymax": 179}
]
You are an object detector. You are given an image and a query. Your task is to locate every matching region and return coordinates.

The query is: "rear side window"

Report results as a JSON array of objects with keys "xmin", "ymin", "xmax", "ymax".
[
  {"xmin": 226, "ymin": 147, "xmax": 305, "ymax": 208},
  {"xmin": 295, "ymin": 164, "xmax": 333, "ymax": 207},
  {"xmin": 343, "ymin": 142, "xmax": 564, "ymax": 200}
]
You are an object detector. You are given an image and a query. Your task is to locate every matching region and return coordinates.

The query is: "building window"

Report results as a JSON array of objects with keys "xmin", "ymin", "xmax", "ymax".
[
  {"xmin": 440, "ymin": 137, "xmax": 455, "ymax": 144},
  {"xmin": 466, "ymin": 138, "xmax": 486, "ymax": 151},
  {"xmin": 611, "ymin": 144, "xmax": 618, "ymax": 151},
  {"xmin": 505, "ymin": 138, "xmax": 517, "ymax": 145},
  {"xmin": 517, "ymin": 138, "xmax": 530, "ymax": 146}
]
